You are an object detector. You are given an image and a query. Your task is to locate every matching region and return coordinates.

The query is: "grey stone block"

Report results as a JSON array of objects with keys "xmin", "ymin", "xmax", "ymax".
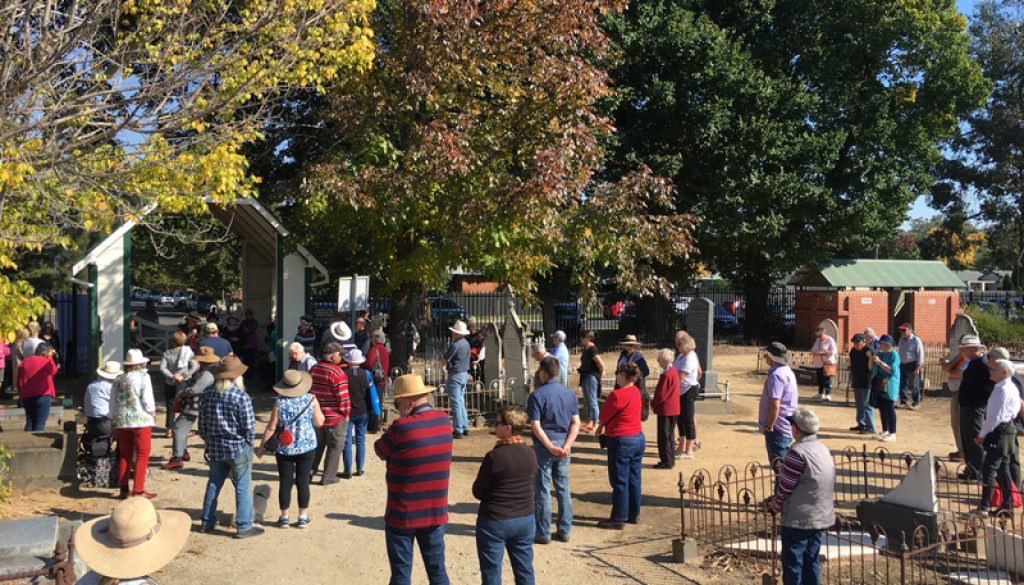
[{"xmin": 0, "ymin": 516, "xmax": 58, "ymax": 559}]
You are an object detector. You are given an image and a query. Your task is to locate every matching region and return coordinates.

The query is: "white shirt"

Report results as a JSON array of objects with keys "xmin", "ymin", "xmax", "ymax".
[
  {"xmin": 84, "ymin": 379, "xmax": 113, "ymax": 418},
  {"xmin": 673, "ymin": 352, "xmax": 700, "ymax": 394},
  {"xmin": 980, "ymin": 378, "xmax": 1023, "ymax": 438}
]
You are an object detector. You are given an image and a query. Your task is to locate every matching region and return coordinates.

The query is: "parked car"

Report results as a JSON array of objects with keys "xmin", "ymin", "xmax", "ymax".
[
  {"xmin": 603, "ymin": 299, "xmax": 627, "ymax": 319},
  {"xmin": 554, "ymin": 301, "xmax": 584, "ymax": 331},
  {"xmin": 678, "ymin": 304, "xmax": 740, "ymax": 332},
  {"xmin": 429, "ymin": 296, "xmax": 468, "ymax": 327},
  {"xmin": 158, "ymin": 293, "xmax": 175, "ymax": 305},
  {"xmin": 196, "ymin": 296, "xmax": 219, "ymax": 314}
]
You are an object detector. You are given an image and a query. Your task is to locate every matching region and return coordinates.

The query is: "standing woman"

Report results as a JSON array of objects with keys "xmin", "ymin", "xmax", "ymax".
[
  {"xmin": 159, "ymin": 332, "xmax": 197, "ymax": 438},
  {"xmin": 810, "ymin": 326, "xmax": 838, "ymax": 401},
  {"xmin": 595, "ymin": 361, "xmax": 645, "ymax": 529},
  {"xmin": 577, "ymin": 331, "xmax": 604, "ymax": 432},
  {"xmin": 41, "ymin": 321, "xmax": 61, "ymax": 369},
  {"xmin": 365, "ymin": 329, "xmax": 391, "ymax": 395},
  {"xmin": 257, "ymin": 370, "xmax": 325, "ymax": 529},
  {"xmin": 616, "ymin": 335, "xmax": 650, "ymax": 391},
  {"xmin": 871, "ymin": 335, "xmax": 901, "ymax": 443},
  {"xmin": 111, "ymin": 349, "xmax": 157, "ymax": 499},
  {"xmin": 9, "ymin": 328, "xmax": 29, "ymax": 395},
  {"xmin": 674, "ymin": 332, "xmax": 701, "ymax": 459},
  {"xmin": 240, "ymin": 309, "xmax": 261, "ymax": 370},
  {"xmin": 473, "ymin": 406, "xmax": 539, "ymax": 585},
  {"xmin": 17, "ymin": 343, "xmax": 58, "ymax": 430},
  {"xmin": 652, "ymin": 349, "xmax": 680, "ymax": 469}
]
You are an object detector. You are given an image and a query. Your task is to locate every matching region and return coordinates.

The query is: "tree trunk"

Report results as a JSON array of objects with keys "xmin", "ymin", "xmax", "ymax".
[
  {"xmin": 388, "ymin": 281, "xmax": 426, "ymax": 377},
  {"xmin": 742, "ymin": 276, "xmax": 772, "ymax": 344},
  {"xmin": 540, "ymin": 289, "xmax": 557, "ymax": 341},
  {"xmin": 636, "ymin": 295, "xmax": 675, "ymax": 344}
]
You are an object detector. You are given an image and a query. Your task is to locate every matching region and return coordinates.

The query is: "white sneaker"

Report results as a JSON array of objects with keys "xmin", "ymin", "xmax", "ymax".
[
  {"xmin": 815, "ymin": 393, "xmax": 825, "ymax": 401},
  {"xmin": 882, "ymin": 434, "xmax": 896, "ymax": 442},
  {"xmin": 823, "ymin": 395, "xmax": 832, "ymax": 402},
  {"xmin": 877, "ymin": 432, "xmax": 889, "ymax": 440}
]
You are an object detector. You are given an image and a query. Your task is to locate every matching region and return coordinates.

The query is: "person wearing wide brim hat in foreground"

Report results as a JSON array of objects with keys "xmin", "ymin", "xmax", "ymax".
[
  {"xmin": 161, "ymin": 346, "xmax": 219, "ymax": 471},
  {"xmin": 257, "ymin": 369, "xmax": 325, "ymax": 529},
  {"xmin": 112, "ymin": 349, "xmax": 158, "ymax": 500},
  {"xmin": 75, "ymin": 497, "xmax": 190, "ymax": 584},
  {"xmin": 758, "ymin": 342, "xmax": 799, "ymax": 469},
  {"xmin": 615, "ymin": 335, "xmax": 650, "ymax": 391},
  {"xmin": 443, "ymin": 320, "xmax": 473, "ymax": 439},
  {"xmin": 374, "ymin": 375, "xmax": 453, "ymax": 584},
  {"xmin": 196, "ymin": 355, "xmax": 263, "ymax": 538}
]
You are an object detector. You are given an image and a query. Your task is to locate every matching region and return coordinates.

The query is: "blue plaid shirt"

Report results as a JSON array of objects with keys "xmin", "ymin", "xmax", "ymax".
[{"xmin": 198, "ymin": 384, "xmax": 255, "ymax": 461}]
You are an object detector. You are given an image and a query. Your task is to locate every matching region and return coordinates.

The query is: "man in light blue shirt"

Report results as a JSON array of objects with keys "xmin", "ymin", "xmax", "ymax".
[
  {"xmin": 897, "ymin": 323, "xmax": 926, "ymax": 409},
  {"xmin": 550, "ymin": 330, "xmax": 570, "ymax": 386},
  {"xmin": 85, "ymin": 361, "xmax": 121, "ymax": 440}
]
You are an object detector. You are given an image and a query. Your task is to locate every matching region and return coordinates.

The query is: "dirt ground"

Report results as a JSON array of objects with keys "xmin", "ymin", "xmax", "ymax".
[{"xmin": 1, "ymin": 345, "xmax": 960, "ymax": 584}]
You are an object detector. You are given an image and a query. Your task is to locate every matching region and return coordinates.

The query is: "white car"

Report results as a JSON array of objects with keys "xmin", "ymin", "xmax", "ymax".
[{"xmin": 159, "ymin": 294, "xmax": 175, "ymax": 305}]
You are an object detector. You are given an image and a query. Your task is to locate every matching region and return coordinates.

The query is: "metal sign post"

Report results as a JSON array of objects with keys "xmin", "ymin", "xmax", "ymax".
[{"xmin": 337, "ymin": 275, "xmax": 370, "ymax": 327}]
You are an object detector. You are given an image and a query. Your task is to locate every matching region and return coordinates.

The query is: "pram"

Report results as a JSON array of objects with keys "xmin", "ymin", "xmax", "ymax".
[{"xmin": 76, "ymin": 424, "xmax": 118, "ymax": 488}]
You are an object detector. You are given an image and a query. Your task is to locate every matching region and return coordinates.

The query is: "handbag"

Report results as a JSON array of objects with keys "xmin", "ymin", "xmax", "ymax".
[
  {"xmin": 870, "ymin": 374, "xmax": 887, "ymax": 408},
  {"xmin": 598, "ymin": 394, "xmax": 634, "ymax": 450},
  {"xmin": 262, "ymin": 397, "xmax": 314, "ymax": 453},
  {"xmin": 823, "ymin": 363, "xmax": 837, "ymax": 377}
]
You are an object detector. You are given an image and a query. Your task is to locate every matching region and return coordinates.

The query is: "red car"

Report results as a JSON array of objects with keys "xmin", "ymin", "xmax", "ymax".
[{"xmin": 603, "ymin": 300, "xmax": 626, "ymax": 319}]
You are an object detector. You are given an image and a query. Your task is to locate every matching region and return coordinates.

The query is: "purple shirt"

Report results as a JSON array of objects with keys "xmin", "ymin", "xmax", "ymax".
[{"xmin": 759, "ymin": 363, "xmax": 798, "ymax": 437}]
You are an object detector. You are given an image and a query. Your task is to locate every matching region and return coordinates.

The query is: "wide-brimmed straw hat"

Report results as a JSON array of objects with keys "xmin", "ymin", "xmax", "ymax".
[
  {"xmin": 621, "ymin": 334, "xmax": 641, "ymax": 346},
  {"xmin": 392, "ymin": 374, "xmax": 434, "ymax": 400},
  {"xmin": 449, "ymin": 320, "xmax": 470, "ymax": 336},
  {"xmin": 330, "ymin": 321, "xmax": 352, "ymax": 342},
  {"xmin": 273, "ymin": 370, "xmax": 312, "ymax": 398},
  {"xmin": 96, "ymin": 361, "xmax": 123, "ymax": 380},
  {"xmin": 194, "ymin": 346, "xmax": 220, "ymax": 364},
  {"xmin": 214, "ymin": 355, "xmax": 248, "ymax": 380},
  {"xmin": 346, "ymin": 348, "xmax": 366, "ymax": 365},
  {"xmin": 959, "ymin": 334, "xmax": 986, "ymax": 348},
  {"xmin": 123, "ymin": 349, "xmax": 148, "ymax": 366},
  {"xmin": 763, "ymin": 342, "xmax": 788, "ymax": 365},
  {"xmin": 75, "ymin": 497, "xmax": 190, "ymax": 579}
]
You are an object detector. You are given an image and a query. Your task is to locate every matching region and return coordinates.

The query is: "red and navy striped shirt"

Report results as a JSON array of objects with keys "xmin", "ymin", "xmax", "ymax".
[
  {"xmin": 310, "ymin": 361, "xmax": 350, "ymax": 427},
  {"xmin": 374, "ymin": 404, "xmax": 453, "ymax": 529}
]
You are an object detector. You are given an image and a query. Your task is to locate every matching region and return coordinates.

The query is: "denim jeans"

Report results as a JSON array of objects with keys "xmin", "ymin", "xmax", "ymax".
[
  {"xmin": 476, "ymin": 514, "xmax": 535, "ymax": 585},
  {"xmin": 781, "ymin": 527, "xmax": 823, "ymax": 585},
  {"xmin": 606, "ymin": 432, "xmax": 645, "ymax": 522},
  {"xmin": 22, "ymin": 395, "xmax": 52, "ymax": 431},
  {"xmin": 581, "ymin": 374, "xmax": 600, "ymax": 424},
  {"xmin": 764, "ymin": 429, "xmax": 791, "ymax": 471},
  {"xmin": 533, "ymin": 439, "xmax": 572, "ymax": 539},
  {"xmin": 201, "ymin": 447, "xmax": 254, "ymax": 532},
  {"xmin": 852, "ymin": 387, "xmax": 875, "ymax": 432},
  {"xmin": 343, "ymin": 413, "xmax": 369, "ymax": 475},
  {"xmin": 385, "ymin": 524, "xmax": 450, "ymax": 585},
  {"xmin": 171, "ymin": 413, "xmax": 197, "ymax": 459},
  {"xmin": 446, "ymin": 372, "xmax": 469, "ymax": 434},
  {"xmin": 878, "ymin": 397, "xmax": 897, "ymax": 435},
  {"xmin": 899, "ymin": 363, "xmax": 920, "ymax": 405},
  {"xmin": 814, "ymin": 368, "xmax": 832, "ymax": 396}
]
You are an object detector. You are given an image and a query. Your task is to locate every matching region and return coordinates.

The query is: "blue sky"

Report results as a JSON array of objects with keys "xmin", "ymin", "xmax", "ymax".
[{"xmin": 906, "ymin": 0, "xmax": 980, "ymax": 221}]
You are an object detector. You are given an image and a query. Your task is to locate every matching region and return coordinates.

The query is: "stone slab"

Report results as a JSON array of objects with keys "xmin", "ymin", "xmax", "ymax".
[
  {"xmin": 689, "ymin": 298, "xmax": 715, "ymax": 373},
  {"xmin": 694, "ymin": 399, "xmax": 733, "ymax": 415},
  {"xmin": 880, "ymin": 451, "xmax": 938, "ymax": 513},
  {"xmin": 985, "ymin": 525, "xmax": 1024, "ymax": 580},
  {"xmin": 948, "ymin": 570, "xmax": 1015, "ymax": 585},
  {"xmin": 0, "ymin": 516, "xmax": 58, "ymax": 559},
  {"xmin": 482, "ymin": 323, "xmax": 501, "ymax": 389},
  {"xmin": 856, "ymin": 499, "xmax": 943, "ymax": 551},
  {"xmin": 724, "ymin": 531, "xmax": 886, "ymax": 560},
  {"xmin": 501, "ymin": 299, "xmax": 528, "ymax": 406}
]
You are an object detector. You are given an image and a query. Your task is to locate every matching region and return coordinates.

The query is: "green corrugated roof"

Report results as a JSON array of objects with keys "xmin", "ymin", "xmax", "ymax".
[{"xmin": 788, "ymin": 259, "xmax": 966, "ymax": 289}]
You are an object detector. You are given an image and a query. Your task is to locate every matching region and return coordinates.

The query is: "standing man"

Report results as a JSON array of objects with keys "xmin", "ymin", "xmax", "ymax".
[
  {"xmin": 957, "ymin": 335, "xmax": 991, "ymax": 479},
  {"xmin": 863, "ymin": 328, "xmax": 881, "ymax": 354},
  {"xmin": 848, "ymin": 334, "xmax": 875, "ymax": 434},
  {"xmin": 986, "ymin": 347, "xmax": 1022, "ymax": 492},
  {"xmin": 975, "ymin": 359, "xmax": 1021, "ymax": 515},
  {"xmin": 294, "ymin": 315, "xmax": 317, "ymax": 352},
  {"xmin": 375, "ymin": 375, "xmax": 453, "ymax": 585},
  {"xmin": 942, "ymin": 343, "xmax": 970, "ymax": 462},
  {"xmin": 527, "ymin": 356, "xmax": 581, "ymax": 544},
  {"xmin": 897, "ymin": 323, "xmax": 925, "ymax": 409},
  {"xmin": 550, "ymin": 330, "xmax": 570, "ymax": 386},
  {"xmin": 310, "ymin": 342, "xmax": 351, "ymax": 484},
  {"xmin": 198, "ymin": 322, "xmax": 233, "ymax": 358},
  {"xmin": 197, "ymin": 356, "xmax": 263, "ymax": 538},
  {"xmin": 354, "ymin": 317, "xmax": 372, "ymax": 356},
  {"xmin": 442, "ymin": 320, "xmax": 471, "ymax": 440},
  {"xmin": 759, "ymin": 342, "xmax": 799, "ymax": 469},
  {"xmin": 137, "ymin": 300, "xmax": 160, "ymax": 323},
  {"xmin": 770, "ymin": 408, "xmax": 836, "ymax": 585},
  {"xmin": 162, "ymin": 346, "xmax": 219, "ymax": 470},
  {"xmin": 810, "ymin": 327, "xmax": 837, "ymax": 402}
]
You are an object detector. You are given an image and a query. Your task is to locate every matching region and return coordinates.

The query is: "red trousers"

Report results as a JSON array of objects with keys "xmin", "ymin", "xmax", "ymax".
[{"xmin": 116, "ymin": 427, "xmax": 152, "ymax": 492}]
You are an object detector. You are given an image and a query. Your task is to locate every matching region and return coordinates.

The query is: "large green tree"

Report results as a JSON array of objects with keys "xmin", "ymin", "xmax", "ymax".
[
  {"xmin": 603, "ymin": 0, "xmax": 988, "ymax": 340},
  {"xmin": 252, "ymin": 0, "xmax": 695, "ymax": 366}
]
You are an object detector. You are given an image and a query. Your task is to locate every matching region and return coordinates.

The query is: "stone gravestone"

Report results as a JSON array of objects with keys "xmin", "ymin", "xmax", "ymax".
[
  {"xmin": 482, "ymin": 322, "xmax": 502, "ymax": 392},
  {"xmin": 857, "ymin": 451, "xmax": 949, "ymax": 551},
  {"xmin": 502, "ymin": 300, "xmax": 529, "ymax": 406},
  {"xmin": 949, "ymin": 314, "xmax": 978, "ymax": 354},
  {"xmin": 688, "ymin": 298, "xmax": 718, "ymax": 391},
  {"xmin": 817, "ymin": 318, "xmax": 839, "ymax": 344}
]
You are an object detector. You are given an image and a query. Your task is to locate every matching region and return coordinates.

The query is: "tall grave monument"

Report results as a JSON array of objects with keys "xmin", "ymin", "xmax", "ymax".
[
  {"xmin": 502, "ymin": 295, "xmax": 530, "ymax": 406},
  {"xmin": 688, "ymin": 298, "xmax": 718, "ymax": 391}
]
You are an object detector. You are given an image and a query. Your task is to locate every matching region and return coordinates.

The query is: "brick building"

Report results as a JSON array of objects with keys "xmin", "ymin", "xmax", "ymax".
[{"xmin": 788, "ymin": 259, "xmax": 964, "ymax": 349}]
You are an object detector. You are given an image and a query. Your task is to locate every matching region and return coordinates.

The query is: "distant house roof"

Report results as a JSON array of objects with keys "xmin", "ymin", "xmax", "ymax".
[
  {"xmin": 979, "ymin": 270, "xmax": 1011, "ymax": 282},
  {"xmin": 788, "ymin": 259, "xmax": 965, "ymax": 289}
]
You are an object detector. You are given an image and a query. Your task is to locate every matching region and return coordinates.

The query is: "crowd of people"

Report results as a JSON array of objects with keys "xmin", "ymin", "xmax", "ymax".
[{"xmin": 6, "ymin": 305, "xmax": 1023, "ymax": 585}]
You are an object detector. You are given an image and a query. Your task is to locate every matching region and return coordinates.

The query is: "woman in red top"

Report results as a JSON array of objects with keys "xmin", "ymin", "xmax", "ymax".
[
  {"xmin": 17, "ymin": 342, "xmax": 58, "ymax": 431},
  {"xmin": 595, "ymin": 361, "xmax": 645, "ymax": 529},
  {"xmin": 364, "ymin": 329, "xmax": 391, "ymax": 394},
  {"xmin": 651, "ymin": 349, "xmax": 680, "ymax": 469}
]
